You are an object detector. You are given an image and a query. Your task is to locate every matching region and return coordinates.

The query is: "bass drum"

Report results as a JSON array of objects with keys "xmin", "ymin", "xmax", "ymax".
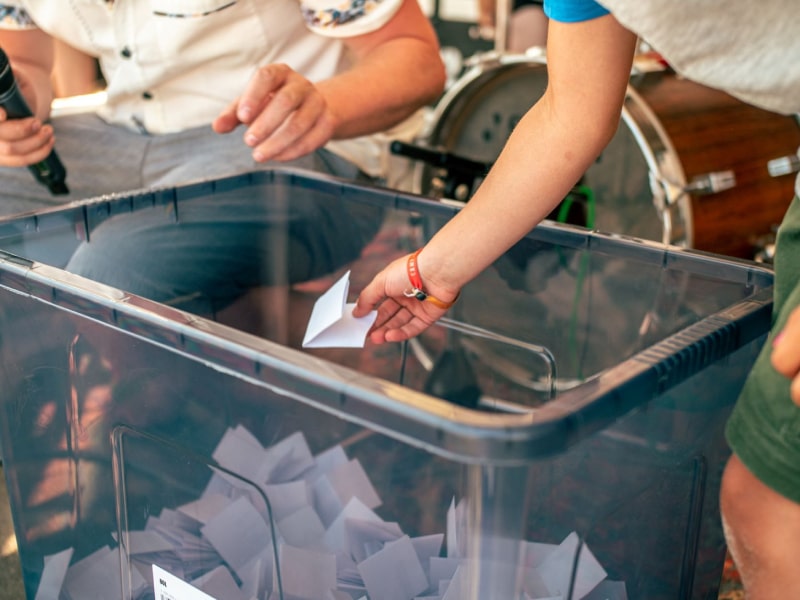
[{"xmin": 414, "ymin": 51, "xmax": 800, "ymax": 259}]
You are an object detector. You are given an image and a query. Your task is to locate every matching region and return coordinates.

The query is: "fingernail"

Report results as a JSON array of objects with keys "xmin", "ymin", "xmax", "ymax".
[
  {"xmin": 30, "ymin": 120, "xmax": 41, "ymax": 133},
  {"xmin": 252, "ymin": 150, "xmax": 264, "ymax": 162},
  {"xmin": 245, "ymin": 133, "xmax": 258, "ymax": 147},
  {"xmin": 238, "ymin": 106, "xmax": 252, "ymax": 121},
  {"xmin": 773, "ymin": 332, "xmax": 784, "ymax": 347}
]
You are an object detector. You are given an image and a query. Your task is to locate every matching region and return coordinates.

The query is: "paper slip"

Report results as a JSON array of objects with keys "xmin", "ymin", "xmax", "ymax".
[
  {"xmin": 154, "ymin": 564, "xmax": 218, "ymax": 600},
  {"xmin": 46, "ymin": 423, "xmax": 625, "ymax": 600},
  {"xmin": 358, "ymin": 535, "xmax": 429, "ymax": 600},
  {"xmin": 275, "ymin": 543, "xmax": 337, "ymax": 600},
  {"xmin": 302, "ymin": 271, "xmax": 377, "ymax": 348},
  {"xmin": 34, "ymin": 548, "xmax": 73, "ymax": 600},
  {"xmin": 538, "ymin": 532, "xmax": 607, "ymax": 599}
]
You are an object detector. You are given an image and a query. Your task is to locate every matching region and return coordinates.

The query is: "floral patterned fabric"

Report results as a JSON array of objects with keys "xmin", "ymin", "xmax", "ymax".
[
  {"xmin": 0, "ymin": 4, "xmax": 35, "ymax": 28},
  {"xmin": 302, "ymin": 0, "xmax": 381, "ymax": 29},
  {"xmin": 299, "ymin": 0, "xmax": 401, "ymax": 37}
]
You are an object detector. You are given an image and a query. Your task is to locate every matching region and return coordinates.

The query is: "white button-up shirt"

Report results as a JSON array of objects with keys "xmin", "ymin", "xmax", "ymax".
[{"xmin": 0, "ymin": 0, "xmax": 416, "ymax": 176}]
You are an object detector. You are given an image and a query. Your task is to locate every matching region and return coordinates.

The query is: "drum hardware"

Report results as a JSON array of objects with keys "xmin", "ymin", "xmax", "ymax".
[
  {"xmin": 406, "ymin": 54, "xmax": 800, "ymax": 258},
  {"xmin": 646, "ymin": 173, "xmax": 680, "ymax": 247},
  {"xmin": 683, "ymin": 170, "xmax": 737, "ymax": 195},
  {"xmin": 440, "ymin": 46, "xmax": 466, "ymax": 90},
  {"xmin": 462, "ymin": 48, "xmax": 513, "ymax": 70},
  {"xmin": 650, "ymin": 169, "xmax": 736, "ymax": 242},
  {"xmin": 390, "ymin": 140, "xmax": 490, "ymax": 202},
  {"xmin": 752, "ymin": 228, "xmax": 777, "ymax": 265},
  {"xmin": 390, "ymin": 139, "xmax": 595, "ymax": 227},
  {"xmin": 644, "ymin": 170, "xmax": 738, "ymax": 252},
  {"xmin": 767, "ymin": 148, "xmax": 800, "ymax": 178}
]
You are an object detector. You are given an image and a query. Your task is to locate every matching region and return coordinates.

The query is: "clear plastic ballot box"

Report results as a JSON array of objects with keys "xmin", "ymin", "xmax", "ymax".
[{"xmin": 0, "ymin": 169, "xmax": 774, "ymax": 600}]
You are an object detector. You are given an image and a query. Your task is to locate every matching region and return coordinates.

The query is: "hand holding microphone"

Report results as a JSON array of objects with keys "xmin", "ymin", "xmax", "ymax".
[{"xmin": 0, "ymin": 46, "xmax": 68, "ymax": 196}]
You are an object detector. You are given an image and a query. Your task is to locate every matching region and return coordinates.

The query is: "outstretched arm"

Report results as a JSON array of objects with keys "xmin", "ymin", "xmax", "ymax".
[{"xmin": 353, "ymin": 14, "xmax": 638, "ymax": 343}]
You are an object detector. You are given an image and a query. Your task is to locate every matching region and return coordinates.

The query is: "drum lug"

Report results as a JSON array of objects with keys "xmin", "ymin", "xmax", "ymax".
[
  {"xmin": 767, "ymin": 149, "xmax": 800, "ymax": 177},
  {"xmin": 431, "ymin": 176, "xmax": 472, "ymax": 202},
  {"xmin": 653, "ymin": 169, "xmax": 737, "ymax": 205},
  {"xmin": 463, "ymin": 50, "xmax": 505, "ymax": 69},
  {"xmin": 651, "ymin": 173, "xmax": 683, "ymax": 208},
  {"xmin": 684, "ymin": 170, "xmax": 737, "ymax": 195},
  {"xmin": 752, "ymin": 228, "xmax": 778, "ymax": 264},
  {"xmin": 390, "ymin": 140, "xmax": 490, "ymax": 201}
]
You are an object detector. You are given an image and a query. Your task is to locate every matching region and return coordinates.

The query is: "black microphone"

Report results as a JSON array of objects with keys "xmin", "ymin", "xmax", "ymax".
[{"xmin": 0, "ymin": 46, "xmax": 68, "ymax": 195}]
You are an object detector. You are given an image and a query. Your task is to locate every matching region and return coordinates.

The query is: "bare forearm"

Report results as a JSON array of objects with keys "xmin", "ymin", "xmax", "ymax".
[
  {"xmin": 52, "ymin": 40, "xmax": 100, "ymax": 98},
  {"xmin": 352, "ymin": 15, "xmax": 639, "ymax": 345},
  {"xmin": 416, "ymin": 98, "xmax": 618, "ymax": 292},
  {"xmin": 318, "ymin": 39, "xmax": 445, "ymax": 139},
  {"xmin": 0, "ymin": 29, "xmax": 55, "ymax": 120},
  {"xmin": 317, "ymin": 0, "xmax": 445, "ymax": 138},
  {"xmin": 416, "ymin": 16, "xmax": 637, "ymax": 295}
]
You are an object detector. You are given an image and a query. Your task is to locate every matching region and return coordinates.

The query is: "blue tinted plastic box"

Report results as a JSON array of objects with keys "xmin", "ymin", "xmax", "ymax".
[{"xmin": 0, "ymin": 169, "xmax": 773, "ymax": 600}]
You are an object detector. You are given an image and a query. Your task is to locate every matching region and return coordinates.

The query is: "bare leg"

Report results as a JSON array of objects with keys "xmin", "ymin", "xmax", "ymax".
[{"xmin": 720, "ymin": 454, "xmax": 800, "ymax": 598}]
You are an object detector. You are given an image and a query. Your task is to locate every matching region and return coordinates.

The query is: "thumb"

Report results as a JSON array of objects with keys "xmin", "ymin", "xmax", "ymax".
[{"xmin": 352, "ymin": 277, "xmax": 385, "ymax": 318}]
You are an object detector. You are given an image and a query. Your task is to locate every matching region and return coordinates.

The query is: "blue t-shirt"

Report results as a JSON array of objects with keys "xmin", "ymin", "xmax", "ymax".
[{"xmin": 543, "ymin": 0, "xmax": 610, "ymax": 22}]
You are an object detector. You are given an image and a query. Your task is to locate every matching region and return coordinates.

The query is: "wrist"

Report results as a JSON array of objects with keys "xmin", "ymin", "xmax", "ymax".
[
  {"xmin": 15, "ymin": 65, "xmax": 53, "ymax": 121},
  {"xmin": 406, "ymin": 247, "xmax": 461, "ymax": 309}
]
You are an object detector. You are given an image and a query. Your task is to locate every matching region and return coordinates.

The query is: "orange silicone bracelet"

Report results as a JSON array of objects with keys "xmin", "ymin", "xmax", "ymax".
[{"xmin": 403, "ymin": 248, "xmax": 458, "ymax": 310}]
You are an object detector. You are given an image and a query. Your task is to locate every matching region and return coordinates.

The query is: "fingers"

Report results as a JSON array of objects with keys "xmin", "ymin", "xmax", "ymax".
[
  {"xmin": 211, "ymin": 66, "xmax": 287, "ymax": 134},
  {"xmin": 244, "ymin": 70, "xmax": 332, "ymax": 162},
  {"xmin": 241, "ymin": 66, "xmax": 309, "ymax": 139},
  {"xmin": 263, "ymin": 104, "xmax": 333, "ymax": 162},
  {"xmin": 236, "ymin": 63, "xmax": 292, "ymax": 125},
  {"xmin": 361, "ymin": 288, "xmax": 441, "ymax": 345},
  {"xmin": 366, "ymin": 301, "xmax": 438, "ymax": 344},
  {"xmin": 0, "ymin": 114, "xmax": 56, "ymax": 168},
  {"xmin": 212, "ymin": 64, "xmax": 335, "ymax": 162},
  {"xmin": 364, "ymin": 299, "xmax": 405, "ymax": 344},
  {"xmin": 381, "ymin": 313, "xmax": 437, "ymax": 343},
  {"xmin": 352, "ymin": 274, "xmax": 387, "ymax": 318},
  {"xmin": 772, "ymin": 307, "xmax": 800, "ymax": 406},
  {"xmin": 354, "ymin": 255, "xmax": 451, "ymax": 344},
  {"xmin": 211, "ymin": 97, "xmax": 242, "ymax": 134}
]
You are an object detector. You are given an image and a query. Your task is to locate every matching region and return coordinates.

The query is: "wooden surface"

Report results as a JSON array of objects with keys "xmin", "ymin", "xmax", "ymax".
[{"xmin": 634, "ymin": 71, "xmax": 800, "ymax": 258}]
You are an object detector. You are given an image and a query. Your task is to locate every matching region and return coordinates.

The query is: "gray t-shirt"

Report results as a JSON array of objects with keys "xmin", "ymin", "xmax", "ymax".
[{"xmin": 600, "ymin": 0, "xmax": 800, "ymax": 116}]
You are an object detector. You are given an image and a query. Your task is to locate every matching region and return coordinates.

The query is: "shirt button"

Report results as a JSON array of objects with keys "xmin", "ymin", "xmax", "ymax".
[
  {"xmin": 142, "ymin": 91, "xmax": 153, "ymax": 100},
  {"xmin": 120, "ymin": 46, "xmax": 132, "ymax": 59}
]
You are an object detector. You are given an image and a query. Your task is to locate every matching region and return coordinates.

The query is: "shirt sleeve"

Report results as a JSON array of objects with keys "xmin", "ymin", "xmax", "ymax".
[
  {"xmin": 543, "ymin": 0, "xmax": 609, "ymax": 22},
  {"xmin": 0, "ymin": 3, "xmax": 37, "ymax": 29},
  {"xmin": 299, "ymin": 0, "xmax": 404, "ymax": 38}
]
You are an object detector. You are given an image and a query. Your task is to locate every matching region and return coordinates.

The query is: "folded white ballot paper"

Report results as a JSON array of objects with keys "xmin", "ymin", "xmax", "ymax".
[
  {"xmin": 41, "ymin": 423, "xmax": 627, "ymax": 600},
  {"xmin": 302, "ymin": 270, "xmax": 377, "ymax": 348}
]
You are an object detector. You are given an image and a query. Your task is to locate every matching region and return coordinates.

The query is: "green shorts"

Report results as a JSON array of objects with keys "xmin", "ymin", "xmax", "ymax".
[{"xmin": 725, "ymin": 196, "xmax": 800, "ymax": 504}]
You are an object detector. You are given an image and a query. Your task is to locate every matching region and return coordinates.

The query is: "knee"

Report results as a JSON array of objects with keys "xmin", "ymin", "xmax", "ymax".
[
  {"xmin": 720, "ymin": 454, "xmax": 748, "ymax": 527},
  {"xmin": 721, "ymin": 454, "xmax": 800, "ymax": 560},
  {"xmin": 720, "ymin": 455, "xmax": 768, "ymax": 587},
  {"xmin": 720, "ymin": 455, "xmax": 748, "ymax": 548},
  {"xmin": 720, "ymin": 454, "xmax": 800, "ymax": 597}
]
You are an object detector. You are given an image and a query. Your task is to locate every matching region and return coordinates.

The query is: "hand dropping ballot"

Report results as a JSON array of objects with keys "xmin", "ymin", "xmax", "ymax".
[{"xmin": 302, "ymin": 271, "xmax": 376, "ymax": 348}]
